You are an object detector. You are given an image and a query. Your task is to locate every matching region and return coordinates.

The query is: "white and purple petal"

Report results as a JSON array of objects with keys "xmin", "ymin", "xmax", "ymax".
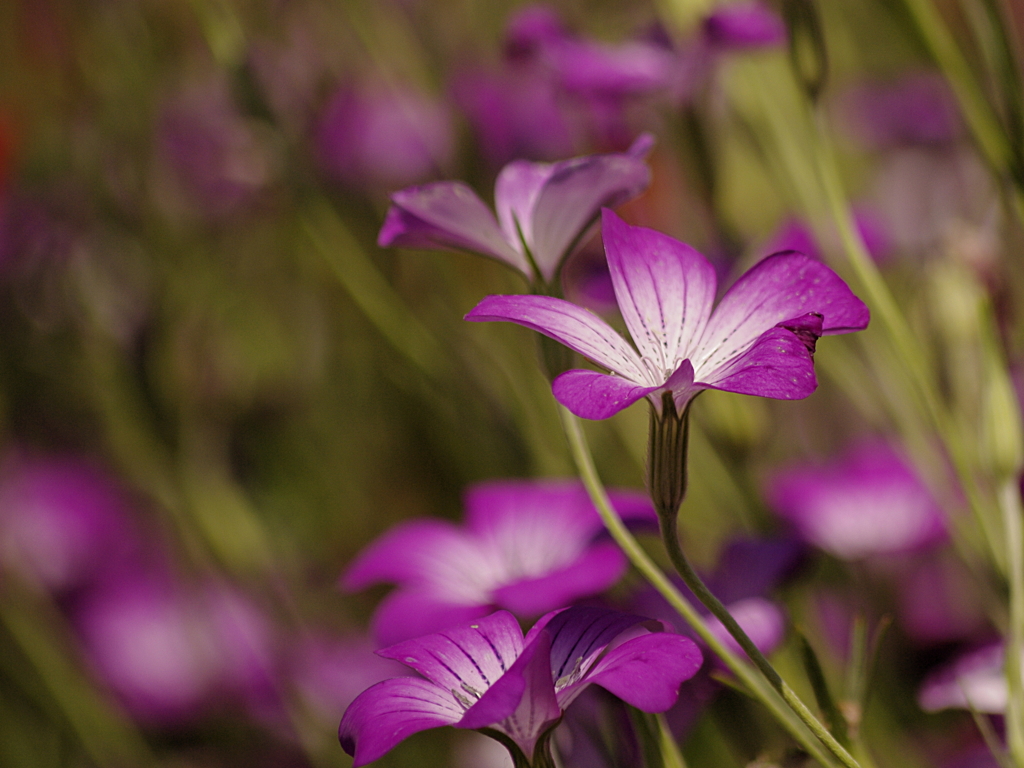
[
  {"xmin": 466, "ymin": 294, "xmax": 648, "ymax": 382},
  {"xmin": 368, "ymin": 589, "xmax": 494, "ymax": 648},
  {"xmin": 696, "ymin": 326, "xmax": 818, "ymax": 401},
  {"xmin": 378, "ymin": 182, "xmax": 528, "ymax": 276},
  {"xmin": 339, "ymin": 676, "xmax": 465, "ymax": 766},
  {"xmin": 494, "ymin": 160, "xmax": 556, "ymax": 258},
  {"xmin": 552, "ymin": 368, "xmax": 660, "ymax": 420},
  {"xmin": 693, "ymin": 252, "xmax": 869, "ymax": 377},
  {"xmin": 601, "ymin": 209, "xmax": 716, "ymax": 376},
  {"xmin": 341, "ymin": 519, "xmax": 471, "ymax": 590}
]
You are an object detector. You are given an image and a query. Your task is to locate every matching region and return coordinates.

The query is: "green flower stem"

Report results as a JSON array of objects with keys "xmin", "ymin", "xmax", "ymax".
[
  {"xmin": 558, "ymin": 407, "xmax": 857, "ymax": 768},
  {"xmin": 656, "ymin": 712, "xmax": 689, "ymax": 768},
  {"xmin": 999, "ymin": 477, "xmax": 1024, "ymax": 766}
]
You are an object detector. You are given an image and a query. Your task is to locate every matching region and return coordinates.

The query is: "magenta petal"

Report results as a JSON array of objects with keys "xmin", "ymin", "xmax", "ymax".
[
  {"xmin": 369, "ymin": 589, "xmax": 493, "ymax": 647},
  {"xmin": 341, "ymin": 519, "xmax": 469, "ymax": 590},
  {"xmin": 570, "ymin": 633, "xmax": 702, "ymax": 712},
  {"xmin": 466, "ymin": 294, "xmax": 647, "ymax": 381},
  {"xmin": 458, "ymin": 630, "xmax": 559, "ymax": 756},
  {"xmin": 706, "ymin": 597, "xmax": 786, "ymax": 659},
  {"xmin": 378, "ymin": 611, "xmax": 524, "ymax": 695},
  {"xmin": 529, "ymin": 153, "xmax": 652, "ymax": 281},
  {"xmin": 698, "ymin": 326, "xmax": 818, "ymax": 399},
  {"xmin": 339, "ymin": 677, "xmax": 464, "ymax": 766},
  {"xmin": 695, "ymin": 252, "xmax": 869, "ymax": 376},
  {"xmin": 492, "ymin": 542, "xmax": 627, "ymax": 616},
  {"xmin": 552, "ymin": 368, "xmax": 658, "ymax": 419},
  {"xmin": 379, "ymin": 182, "xmax": 528, "ymax": 276},
  {"xmin": 704, "ymin": 1, "xmax": 787, "ymax": 50},
  {"xmin": 601, "ymin": 208, "xmax": 716, "ymax": 371}
]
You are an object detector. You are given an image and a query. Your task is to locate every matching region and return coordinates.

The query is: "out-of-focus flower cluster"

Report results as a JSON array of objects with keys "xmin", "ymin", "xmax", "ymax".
[{"xmin": 0, "ymin": 0, "xmax": 1022, "ymax": 767}]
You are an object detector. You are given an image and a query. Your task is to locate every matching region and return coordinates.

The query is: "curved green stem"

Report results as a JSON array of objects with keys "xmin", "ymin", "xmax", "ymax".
[
  {"xmin": 999, "ymin": 478, "xmax": 1024, "ymax": 766},
  {"xmin": 558, "ymin": 407, "xmax": 858, "ymax": 768}
]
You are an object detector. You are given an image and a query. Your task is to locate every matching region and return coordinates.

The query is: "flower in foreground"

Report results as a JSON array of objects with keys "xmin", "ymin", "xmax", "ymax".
[
  {"xmin": 466, "ymin": 208, "xmax": 870, "ymax": 421},
  {"xmin": 342, "ymin": 479, "xmax": 656, "ymax": 645},
  {"xmin": 377, "ymin": 135, "xmax": 653, "ymax": 286},
  {"xmin": 339, "ymin": 606, "xmax": 702, "ymax": 766}
]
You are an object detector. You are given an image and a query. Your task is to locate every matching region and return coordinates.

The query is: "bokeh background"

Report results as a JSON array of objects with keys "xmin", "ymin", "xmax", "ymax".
[{"xmin": 1, "ymin": 0, "xmax": 1023, "ymax": 766}]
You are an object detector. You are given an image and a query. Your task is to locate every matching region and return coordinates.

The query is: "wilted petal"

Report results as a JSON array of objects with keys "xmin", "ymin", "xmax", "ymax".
[
  {"xmin": 369, "ymin": 589, "xmax": 493, "ymax": 648},
  {"xmin": 528, "ymin": 149, "xmax": 653, "ymax": 281},
  {"xmin": 561, "ymin": 632, "xmax": 703, "ymax": 711},
  {"xmin": 459, "ymin": 630, "xmax": 560, "ymax": 756},
  {"xmin": 552, "ymin": 368, "xmax": 659, "ymax": 419},
  {"xmin": 697, "ymin": 326, "xmax": 818, "ymax": 400},
  {"xmin": 695, "ymin": 252, "xmax": 868, "ymax": 376},
  {"xmin": 601, "ymin": 209, "xmax": 716, "ymax": 373},
  {"xmin": 339, "ymin": 676, "xmax": 465, "ymax": 766},
  {"xmin": 378, "ymin": 183, "xmax": 528, "ymax": 276},
  {"xmin": 466, "ymin": 294, "xmax": 648, "ymax": 382},
  {"xmin": 378, "ymin": 611, "xmax": 524, "ymax": 696},
  {"xmin": 492, "ymin": 542, "xmax": 627, "ymax": 616}
]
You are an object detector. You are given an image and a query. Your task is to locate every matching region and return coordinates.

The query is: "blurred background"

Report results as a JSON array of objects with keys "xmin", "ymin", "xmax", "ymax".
[{"xmin": 0, "ymin": 0, "xmax": 1023, "ymax": 766}]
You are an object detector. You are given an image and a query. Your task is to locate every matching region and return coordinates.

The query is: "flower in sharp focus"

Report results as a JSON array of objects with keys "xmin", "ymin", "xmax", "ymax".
[
  {"xmin": 465, "ymin": 208, "xmax": 869, "ymax": 420},
  {"xmin": 377, "ymin": 134, "xmax": 653, "ymax": 286},
  {"xmin": 765, "ymin": 441, "xmax": 947, "ymax": 561},
  {"xmin": 339, "ymin": 606, "xmax": 702, "ymax": 766},
  {"xmin": 342, "ymin": 479, "xmax": 656, "ymax": 645}
]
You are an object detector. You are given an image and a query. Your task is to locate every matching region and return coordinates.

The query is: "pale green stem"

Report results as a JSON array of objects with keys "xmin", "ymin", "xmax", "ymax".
[
  {"xmin": 558, "ymin": 407, "xmax": 856, "ymax": 768},
  {"xmin": 656, "ymin": 712, "xmax": 688, "ymax": 768},
  {"xmin": 999, "ymin": 477, "xmax": 1024, "ymax": 766}
]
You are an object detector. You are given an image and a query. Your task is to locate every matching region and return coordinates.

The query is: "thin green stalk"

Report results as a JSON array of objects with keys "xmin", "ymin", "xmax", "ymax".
[
  {"xmin": 999, "ymin": 477, "xmax": 1024, "ymax": 766},
  {"xmin": 558, "ymin": 407, "xmax": 851, "ymax": 768},
  {"xmin": 656, "ymin": 712, "xmax": 689, "ymax": 768}
]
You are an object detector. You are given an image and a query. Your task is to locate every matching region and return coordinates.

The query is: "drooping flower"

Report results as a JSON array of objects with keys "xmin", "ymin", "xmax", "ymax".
[
  {"xmin": 338, "ymin": 606, "xmax": 702, "ymax": 766},
  {"xmin": 342, "ymin": 479, "xmax": 656, "ymax": 645},
  {"xmin": 377, "ymin": 135, "xmax": 653, "ymax": 286},
  {"xmin": 465, "ymin": 208, "xmax": 870, "ymax": 421},
  {"xmin": 765, "ymin": 441, "xmax": 946, "ymax": 560}
]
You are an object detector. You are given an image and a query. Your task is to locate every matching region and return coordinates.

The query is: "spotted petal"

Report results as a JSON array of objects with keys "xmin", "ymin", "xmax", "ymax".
[
  {"xmin": 552, "ymin": 368, "xmax": 660, "ymax": 419},
  {"xmin": 697, "ymin": 326, "xmax": 818, "ymax": 400}
]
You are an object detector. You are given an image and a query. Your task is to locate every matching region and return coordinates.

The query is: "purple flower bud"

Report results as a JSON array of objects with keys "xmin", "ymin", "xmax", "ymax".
[{"xmin": 703, "ymin": 1, "xmax": 788, "ymax": 50}]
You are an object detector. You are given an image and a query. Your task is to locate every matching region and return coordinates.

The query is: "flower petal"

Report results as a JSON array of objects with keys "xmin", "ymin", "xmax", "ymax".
[
  {"xmin": 552, "ymin": 368, "xmax": 659, "ymax": 419},
  {"xmin": 377, "ymin": 611, "xmax": 524, "ymax": 696},
  {"xmin": 458, "ymin": 629, "xmax": 560, "ymax": 757},
  {"xmin": 368, "ymin": 589, "xmax": 493, "ymax": 647},
  {"xmin": 566, "ymin": 632, "xmax": 703, "ymax": 712},
  {"xmin": 466, "ymin": 294, "xmax": 648, "ymax": 382},
  {"xmin": 693, "ymin": 252, "xmax": 868, "ymax": 377},
  {"xmin": 697, "ymin": 326, "xmax": 818, "ymax": 400},
  {"xmin": 341, "ymin": 519, "xmax": 469, "ymax": 590},
  {"xmin": 494, "ymin": 160, "xmax": 556, "ymax": 258},
  {"xmin": 378, "ymin": 182, "xmax": 529, "ymax": 276},
  {"xmin": 491, "ymin": 542, "xmax": 628, "ymax": 616},
  {"xmin": 339, "ymin": 677, "xmax": 464, "ymax": 766},
  {"xmin": 538, "ymin": 606, "xmax": 651, "ymax": 682},
  {"xmin": 528, "ymin": 150, "xmax": 652, "ymax": 281},
  {"xmin": 601, "ymin": 208, "xmax": 716, "ymax": 375}
]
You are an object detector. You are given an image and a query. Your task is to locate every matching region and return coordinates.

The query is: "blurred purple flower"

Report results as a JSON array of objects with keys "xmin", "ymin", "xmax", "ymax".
[
  {"xmin": 342, "ymin": 479, "xmax": 656, "ymax": 645},
  {"xmin": 315, "ymin": 82, "xmax": 454, "ymax": 191},
  {"xmin": 378, "ymin": 135, "xmax": 653, "ymax": 285},
  {"xmin": 918, "ymin": 642, "xmax": 1011, "ymax": 714},
  {"xmin": 839, "ymin": 72, "xmax": 962, "ymax": 149},
  {"xmin": 339, "ymin": 606, "xmax": 702, "ymax": 766},
  {"xmin": 703, "ymin": 1, "xmax": 787, "ymax": 49},
  {"xmin": 761, "ymin": 213, "xmax": 892, "ymax": 265},
  {"xmin": 896, "ymin": 551, "xmax": 989, "ymax": 644},
  {"xmin": 466, "ymin": 208, "xmax": 869, "ymax": 419},
  {"xmin": 156, "ymin": 78, "xmax": 273, "ymax": 217},
  {"xmin": 74, "ymin": 574, "xmax": 276, "ymax": 725},
  {"xmin": 765, "ymin": 441, "xmax": 947, "ymax": 560},
  {"xmin": 0, "ymin": 453, "xmax": 140, "ymax": 593}
]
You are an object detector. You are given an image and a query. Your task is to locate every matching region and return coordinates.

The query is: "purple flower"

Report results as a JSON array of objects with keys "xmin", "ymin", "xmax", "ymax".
[
  {"xmin": 703, "ymin": 1, "xmax": 788, "ymax": 50},
  {"xmin": 838, "ymin": 72, "xmax": 962, "ymax": 149},
  {"xmin": 466, "ymin": 208, "xmax": 869, "ymax": 420},
  {"xmin": 918, "ymin": 642, "xmax": 1011, "ymax": 714},
  {"xmin": 377, "ymin": 135, "xmax": 653, "ymax": 285},
  {"xmin": 315, "ymin": 82, "xmax": 454, "ymax": 191},
  {"xmin": 765, "ymin": 441, "xmax": 947, "ymax": 560},
  {"xmin": 338, "ymin": 606, "xmax": 702, "ymax": 766},
  {"xmin": 342, "ymin": 479, "xmax": 656, "ymax": 645}
]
